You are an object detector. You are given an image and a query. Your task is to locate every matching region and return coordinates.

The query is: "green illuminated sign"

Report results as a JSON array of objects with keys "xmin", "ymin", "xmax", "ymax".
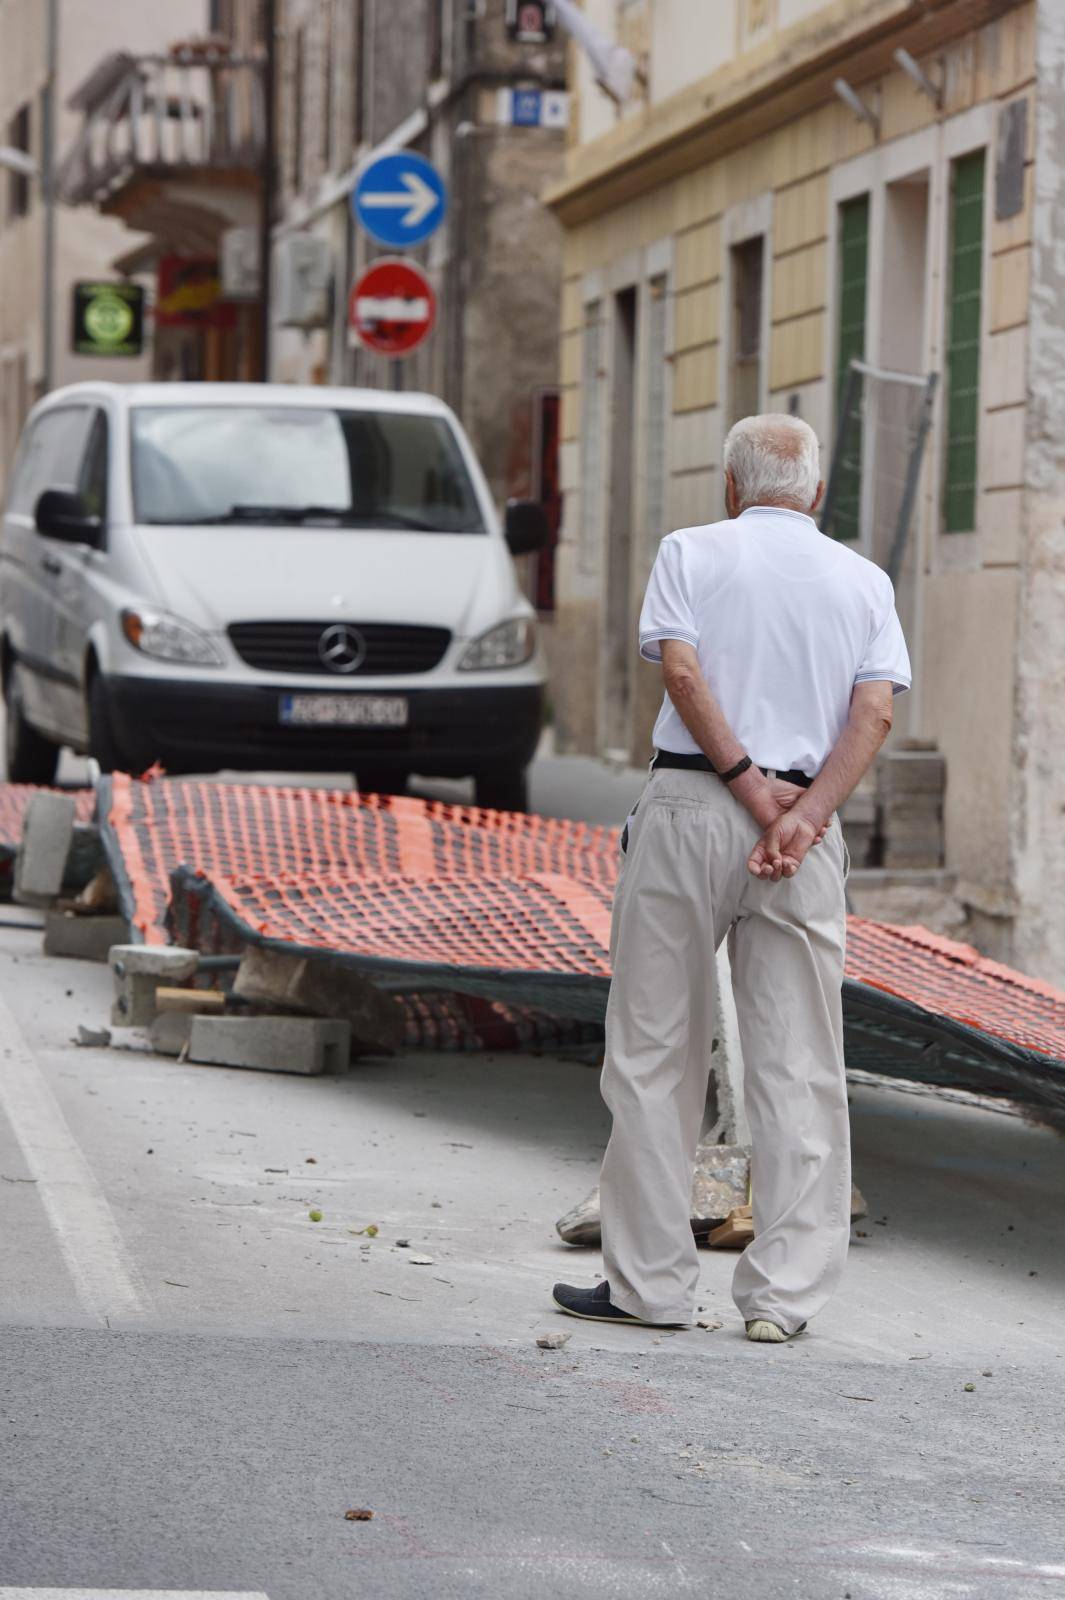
[{"xmin": 72, "ymin": 281, "xmax": 145, "ymax": 357}]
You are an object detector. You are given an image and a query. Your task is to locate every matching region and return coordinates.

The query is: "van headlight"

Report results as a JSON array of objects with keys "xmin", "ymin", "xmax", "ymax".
[
  {"xmin": 121, "ymin": 608, "xmax": 223, "ymax": 667},
  {"xmin": 458, "ymin": 617, "xmax": 536, "ymax": 671}
]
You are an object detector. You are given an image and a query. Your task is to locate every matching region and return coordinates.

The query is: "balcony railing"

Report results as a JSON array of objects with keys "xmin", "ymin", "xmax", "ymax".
[{"xmin": 59, "ymin": 49, "xmax": 264, "ymax": 207}]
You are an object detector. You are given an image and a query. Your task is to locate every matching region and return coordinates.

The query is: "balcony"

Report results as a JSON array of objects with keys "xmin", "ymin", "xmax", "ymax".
[{"xmin": 59, "ymin": 47, "xmax": 263, "ymax": 248}]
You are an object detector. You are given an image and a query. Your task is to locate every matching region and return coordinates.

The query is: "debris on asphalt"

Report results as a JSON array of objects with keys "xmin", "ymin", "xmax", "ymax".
[
  {"xmin": 187, "ymin": 1014, "xmax": 350, "ymax": 1076},
  {"xmin": 536, "ymin": 1331, "xmax": 572, "ymax": 1349},
  {"xmin": 556, "ymin": 1146, "xmax": 868, "ymax": 1245},
  {"xmin": 707, "ymin": 1203, "xmax": 754, "ymax": 1250},
  {"xmin": 305, "ymin": 1156, "xmax": 317, "ymax": 1163},
  {"xmin": 964, "ymin": 1383, "xmax": 976, "ymax": 1392},
  {"xmin": 395, "ymin": 1238, "xmax": 410, "ymax": 1247},
  {"xmin": 75, "ymin": 1023, "xmax": 112, "ymax": 1048},
  {"xmin": 309, "ymin": 1209, "xmax": 323, "ymax": 1222},
  {"xmin": 696, "ymin": 1318, "xmax": 723, "ymax": 1331},
  {"xmin": 344, "ymin": 1508, "xmax": 374, "ymax": 1521},
  {"xmin": 155, "ymin": 985, "xmax": 226, "ymax": 1016},
  {"xmin": 407, "ymin": 1252, "xmax": 434, "ymax": 1265},
  {"xmin": 149, "ymin": 1012, "xmax": 194, "ymax": 1059},
  {"xmin": 71, "ymin": 865, "xmax": 119, "ymax": 915},
  {"xmin": 233, "ymin": 945, "xmax": 404, "ymax": 1054}
]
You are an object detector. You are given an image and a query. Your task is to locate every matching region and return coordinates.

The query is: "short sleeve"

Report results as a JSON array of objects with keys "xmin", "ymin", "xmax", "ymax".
[
  {"xmin": 856, "ymin": 581, "xmax": 912, "ymax": 695},
  {"xmin": 639, "ymin": 537, "xmax": 699, "ymax": 662}
]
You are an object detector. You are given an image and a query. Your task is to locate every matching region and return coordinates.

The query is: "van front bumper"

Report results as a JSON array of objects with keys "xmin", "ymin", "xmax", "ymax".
[{"xmin": 103, "ymin": 674, "xmax": 546, "ymax": 776}]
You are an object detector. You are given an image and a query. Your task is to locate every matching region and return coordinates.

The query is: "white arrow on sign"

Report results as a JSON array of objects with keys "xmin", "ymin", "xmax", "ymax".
[
  {"xmin": 359, "ymin": 171, "xmax": 440, "ymax": 230},
  {"xmin": 355, "ymin": 296, "xmax": 431, "ymax": 324}
]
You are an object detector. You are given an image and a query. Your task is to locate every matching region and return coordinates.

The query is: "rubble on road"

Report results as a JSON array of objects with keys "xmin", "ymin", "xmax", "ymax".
[
  {"xmin": 186, "ymin": 1014, "xmax": 351, "ymax": 1076},
  {"xmin": 556, "ymin": 1144, "xmax": 868, "ymax": 1247},
  {"xmin": 233, "ymin": 945, "xmax": 404, "ymax": 1054},
  {"xmin": 109, "ymin": 944, "xmax": 199, "ymax": 1027},
  {"xmin": 148, "ymin": 1012, "xmax": 193, "ymax": 1058},
  {"xmin": 44, "ymin": 909, "xmax": 130, "ymax": 962},
  {"xmin": 75, "ymin": 1023, "xmax": 112, "ymax": 1048},
  {"xmin": 536, "ymin": 1331, "xmax": 572, "ymax": 1349},
  {"xmin": 14, "ymin": 792, "xmax": 77, "ymax": 907}
]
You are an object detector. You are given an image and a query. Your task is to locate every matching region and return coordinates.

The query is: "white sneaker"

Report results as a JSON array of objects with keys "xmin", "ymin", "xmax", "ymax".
[{"xmin": 745, "ymin": 1318, "xmax": 807, "ymax": 1343}]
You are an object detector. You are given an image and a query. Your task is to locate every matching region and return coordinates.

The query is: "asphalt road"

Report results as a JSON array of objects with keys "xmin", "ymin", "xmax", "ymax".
[{"xmin": 1, "ymin": 747, "xmax": 1063, "ymax": 1600}]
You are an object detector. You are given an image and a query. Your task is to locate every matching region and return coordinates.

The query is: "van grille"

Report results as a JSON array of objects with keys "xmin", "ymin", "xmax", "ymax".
[{"xmin": 228, "ymin": 622, "xmax": 451, "ymax": 676}]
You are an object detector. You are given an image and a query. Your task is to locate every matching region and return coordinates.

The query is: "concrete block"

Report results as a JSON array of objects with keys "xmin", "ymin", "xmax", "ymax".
[
  {"xmin": 109, "ymin": 944, "xmax": 202, "ymax": 1028},
  {"xmin": 187, "ymin": 1015, "xmax": 351, "ymax": 1076},
  {"xmin": 149, "ymin": 1012, "xmax": 194, "ymax": 1058},
  {"xmin": 44, "ymin": 911, "xmax": 132, "ymax": 963},
  {"xmin": 233, "ymin": 946, "xmax": 404, "ymax": 1053},
  {"xmin": 108, "ymin": 945, "xmax": 200, "ymax": 979},
  {"xmin": 112, "ymin": 973, "xmax": 160, "ymax": 1028},
  {"xmin": 14, "ymin": 793, "xmax": 77, "ymax": 907}
]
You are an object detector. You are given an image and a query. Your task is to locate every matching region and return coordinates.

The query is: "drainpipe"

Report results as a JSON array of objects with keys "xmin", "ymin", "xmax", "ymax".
[
  {"xmin": 257, "ymin": 0, "xmax": 277, "ymax": 380},
  {"xmin": 41, "ymin": 0, "xmax": 59, "ymax": 393}
]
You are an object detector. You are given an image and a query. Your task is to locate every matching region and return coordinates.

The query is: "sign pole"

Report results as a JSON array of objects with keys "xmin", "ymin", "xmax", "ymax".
[{"xmin": 391, "ymin": 361, "xmax": 404, "ymax": 393}]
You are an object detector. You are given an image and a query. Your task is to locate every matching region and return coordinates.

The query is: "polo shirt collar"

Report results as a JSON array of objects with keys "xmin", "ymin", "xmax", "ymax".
[{"xmin": 739, "ymin": 505, "xmax": 819, "ymax": 528}]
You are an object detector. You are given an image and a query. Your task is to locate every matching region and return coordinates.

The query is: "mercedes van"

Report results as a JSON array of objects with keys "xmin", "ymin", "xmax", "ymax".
[{"xmin": 0, "ymin": 384, "xmax": 548, "ymax": 810}]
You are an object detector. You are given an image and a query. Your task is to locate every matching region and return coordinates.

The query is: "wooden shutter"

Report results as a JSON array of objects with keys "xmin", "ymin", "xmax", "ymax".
[
  {"xmin": 833, "ymin": 194, "xmax": 869, "ymax": 541},
  {"xmin": 943, "ymin": 150, "xmax": 985, "ymax": 534}
]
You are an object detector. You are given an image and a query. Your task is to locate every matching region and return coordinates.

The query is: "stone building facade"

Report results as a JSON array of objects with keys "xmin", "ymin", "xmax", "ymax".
[
  {"xmin": 270, "ymin": 0, "xmax": 568, "ymax": 537},
  {"xmin": 546, "ymin": 0, "xmax": 1065, "ymax": 984},
  {"xmin": 0, "ymin": 0, "xmax": 205, "ymax": 494}
]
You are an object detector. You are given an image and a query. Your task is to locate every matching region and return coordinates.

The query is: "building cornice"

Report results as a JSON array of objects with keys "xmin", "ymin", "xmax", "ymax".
[{"xmin": 544, "ymin": 0, "xmax": 1025, "ymax": 227}]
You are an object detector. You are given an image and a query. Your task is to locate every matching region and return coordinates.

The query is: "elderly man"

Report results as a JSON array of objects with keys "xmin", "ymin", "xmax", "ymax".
[{"xmin": 553, "ymin": 413, "xmax": 910, "ymax": 1341}]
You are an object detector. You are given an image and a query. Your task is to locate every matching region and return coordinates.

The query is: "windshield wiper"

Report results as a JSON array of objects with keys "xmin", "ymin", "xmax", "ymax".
[{"xmin": 142, "ymin": 505, "xmax": 481, "ymax": 531}]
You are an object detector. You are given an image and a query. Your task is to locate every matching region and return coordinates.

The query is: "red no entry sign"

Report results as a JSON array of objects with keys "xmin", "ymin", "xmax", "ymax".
[{"xmin": 349, "ymin": 258, "xmax": 436, "ymax": 357}]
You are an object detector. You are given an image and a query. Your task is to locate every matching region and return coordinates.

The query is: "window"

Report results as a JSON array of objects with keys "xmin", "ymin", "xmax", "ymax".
[
  {"xmin": 7, "ymin": 407, "xmax": 94, "ymax": 518},
  {"xmin": 645, "ymin": 275, "xmax": 668, "ymax": 544},
  {"xmin": 579, "ymin": 302, "xmax": 604, "ymax": 573},
  {"xmin": 832, "ymin": 193, "xmax": 870, "ymax": 541},
  {"xmin": 943, "ymin": 150, "xmax": 985, "ymax": 533},
  {"xmin": 129, "ymin": 406, "xmax": 485, "ymax": 532},
  {"xmin": 79, "ymin": 412, "xmax": 109, "ymax": 521},
  {"xmin": 7, "ymin": 104, "xmax": 32, "ymax": 220},
  {"xmin": 729, "ymin": 236, "xmax": 763, "ymax": 425}
]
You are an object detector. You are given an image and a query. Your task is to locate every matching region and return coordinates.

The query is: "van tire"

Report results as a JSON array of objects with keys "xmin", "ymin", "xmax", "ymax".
[
  {"xmin": 354, "ymin": 768, "xmax": 408, "ymax": 797},
  {"xmin": 87, "ymin": 675, "xmax": 126, "ymax": 774},
  {"xmin": 474, "ymin": 765, "xmax": 529, "ymax": 814},
  {"xmin": 3, "ymin": 665, "xmax": 60, "ymax": 785}
]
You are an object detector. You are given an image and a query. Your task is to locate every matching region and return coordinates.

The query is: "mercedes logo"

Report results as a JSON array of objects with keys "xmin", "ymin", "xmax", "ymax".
[{"xmin": 318, "ymin": 623, "xmax": 367, "ymax": 674}]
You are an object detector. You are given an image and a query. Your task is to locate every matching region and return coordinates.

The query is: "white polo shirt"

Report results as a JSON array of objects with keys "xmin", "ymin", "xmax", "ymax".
[{"xmin": 639, "ymin": 506, "xmax": 911, "ymax": 777}]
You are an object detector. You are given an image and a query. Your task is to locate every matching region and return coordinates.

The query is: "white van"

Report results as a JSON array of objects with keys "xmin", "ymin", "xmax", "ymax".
[{"xmin": 0, "ymin": 383, "xmax": 548, "ymax": 810}]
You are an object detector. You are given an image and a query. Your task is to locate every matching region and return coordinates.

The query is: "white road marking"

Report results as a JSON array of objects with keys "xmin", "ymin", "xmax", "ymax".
[
  {"xmin": 0, "ymin": 1590, "xmax": 271, "ymax": 1598},
  {"xmin": 0, "ymin": 989, "xmax": 145, "ymax": 1324}
]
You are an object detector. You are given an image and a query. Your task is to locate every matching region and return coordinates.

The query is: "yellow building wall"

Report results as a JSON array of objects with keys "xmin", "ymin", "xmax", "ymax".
[{"xmin": 553, "ymin": 2, "xmax": 1036, "ymax": 916}]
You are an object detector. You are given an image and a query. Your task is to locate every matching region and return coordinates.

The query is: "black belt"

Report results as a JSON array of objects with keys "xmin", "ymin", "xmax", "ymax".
[{"xmin": 652, "ymin": 749, "xmax": 813, "ymax": 789}]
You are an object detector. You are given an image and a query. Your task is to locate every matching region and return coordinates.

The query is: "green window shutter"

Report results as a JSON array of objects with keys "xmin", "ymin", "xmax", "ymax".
[
  {"xmin": 943, "ymin": 150, "xmax": 985, "ymax": 533},
  {"xmin": 833, "ymin": 194, "xmax": 869, "ymax": 541}
]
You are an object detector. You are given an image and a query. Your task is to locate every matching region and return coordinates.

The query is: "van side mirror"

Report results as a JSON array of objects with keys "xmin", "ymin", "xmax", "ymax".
[
  {"xmin": 35, "ymin": 489, "xmax": 102, "ymax": 547},
  {"xmin": 504, "ymin": 499, "xmax": 549, "ymax": 556}
]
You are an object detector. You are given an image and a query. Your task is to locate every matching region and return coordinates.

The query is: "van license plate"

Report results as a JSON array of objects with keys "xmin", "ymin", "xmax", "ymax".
[{"xmin": 280, "ymin": 695, "xmax": 409, "ymax": 728}]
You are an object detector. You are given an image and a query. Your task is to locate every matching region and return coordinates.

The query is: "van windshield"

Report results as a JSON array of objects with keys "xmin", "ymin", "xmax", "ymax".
[{"xmin": 130, "ymin": 405, "xmax": 486, "ymax": 532}]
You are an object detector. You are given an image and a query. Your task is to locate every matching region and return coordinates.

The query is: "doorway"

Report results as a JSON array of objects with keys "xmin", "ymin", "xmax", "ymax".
[{"xmin": 603, "ymin": 286, "xmax": 638, "ymax": 760}]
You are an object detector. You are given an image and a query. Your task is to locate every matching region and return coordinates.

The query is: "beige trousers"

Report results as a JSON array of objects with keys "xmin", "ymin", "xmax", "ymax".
[{"xmin": 600, "ymin": 767, "xmax": 850, "ymax": 1332}]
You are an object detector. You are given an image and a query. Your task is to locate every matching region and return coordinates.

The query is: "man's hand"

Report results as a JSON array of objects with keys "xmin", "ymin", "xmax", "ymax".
[{"xmin": 748, "ymin": 811, "xmax": 822, "ymax": 881}]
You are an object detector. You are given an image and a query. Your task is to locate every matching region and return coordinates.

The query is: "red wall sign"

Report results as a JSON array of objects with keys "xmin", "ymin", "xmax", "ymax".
[{"xmin": 348, "ymin": 258, "xmax": 436, "ymax": 357}]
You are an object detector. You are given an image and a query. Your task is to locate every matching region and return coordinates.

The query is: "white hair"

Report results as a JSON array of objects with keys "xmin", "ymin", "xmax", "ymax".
[{"xmin": 723, "ymin": 413, "xmax": 821, "ymax": 512}]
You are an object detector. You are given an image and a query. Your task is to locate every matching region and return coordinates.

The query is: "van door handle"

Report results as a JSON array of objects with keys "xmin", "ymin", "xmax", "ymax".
[{"xmin": 41, "ymin": 554, "xmax": 62, "ymax": 577}]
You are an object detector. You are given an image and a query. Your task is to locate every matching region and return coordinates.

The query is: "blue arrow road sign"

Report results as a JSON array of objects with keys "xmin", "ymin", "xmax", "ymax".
[{"xmin": 352, "ymin": 151, "xmax": 447, "ymax": 249}]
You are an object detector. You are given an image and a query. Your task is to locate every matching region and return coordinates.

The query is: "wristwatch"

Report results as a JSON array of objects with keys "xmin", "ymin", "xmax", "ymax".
[{"xmin": 720, "ymin": 755, "xmax": 752, "ymax": 784}]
